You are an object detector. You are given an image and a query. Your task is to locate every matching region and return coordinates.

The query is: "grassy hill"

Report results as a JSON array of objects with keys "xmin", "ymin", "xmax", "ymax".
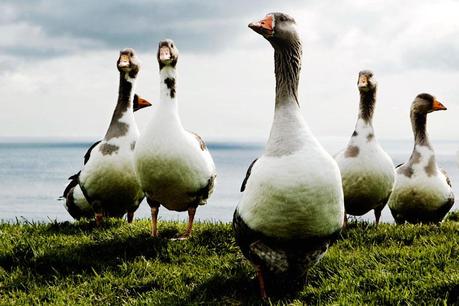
[{"xmin": 0, "ymin": 214, "xmax": 458, "ymax": 305}]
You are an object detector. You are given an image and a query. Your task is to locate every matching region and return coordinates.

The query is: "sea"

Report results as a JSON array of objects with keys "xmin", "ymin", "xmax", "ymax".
[{"xmin": 0, "ymin": 139, "xmax": 458, "ymax": 224}]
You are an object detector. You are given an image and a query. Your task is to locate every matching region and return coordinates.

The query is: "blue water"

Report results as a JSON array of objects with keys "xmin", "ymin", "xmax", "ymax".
[{"xmin": 0, "ymin": 139, "xmax": 458, "ymax": 223}]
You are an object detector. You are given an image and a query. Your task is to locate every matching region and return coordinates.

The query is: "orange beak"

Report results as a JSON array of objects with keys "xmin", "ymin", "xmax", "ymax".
[
  {"xmin": 432, "ymin": 99, "xmax": 447, "ymax": 111},
  {"xmin": 248, "ymin": 15, "xmax": 274, "ymax": 36},
  {"xmin": 133, "ymin": 94, "xmax": 152, "ymax": 112}
]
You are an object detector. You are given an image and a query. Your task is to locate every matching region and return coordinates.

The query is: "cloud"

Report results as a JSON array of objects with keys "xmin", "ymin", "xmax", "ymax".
[
  {"xmin": 0, "ymin": 0, "xmax": 306, "ymax": 59},
  {"xmin": 0, "ymin": 1, "xmax": 458, "ymax": 142}
]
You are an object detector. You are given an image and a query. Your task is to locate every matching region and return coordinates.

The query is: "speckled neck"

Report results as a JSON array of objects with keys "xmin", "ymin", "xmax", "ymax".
[
  {"xmin": 265, "ymin": 39, "xmax": 307, "ymax": 157},
  {"xmin": 411, "ymin": 112, "xmax": 431, "ymax": 148},
  {"xmin": 273, "ymin": 41, "xmax": 302, "ymax": 109},
  {"xmin": 159, "ymin": 66, "xmax": 177, "ymax": 105},
  {"xmin": 358, "ymin": 89, "xmax": 376, "ymax": 124},
  {"xmin": 158, "ymin": 66, "xmax": 183, "ymax": 128},
  {"xmin": 104, "ymin": 73, "xmax": 136, "ymax": 140}
]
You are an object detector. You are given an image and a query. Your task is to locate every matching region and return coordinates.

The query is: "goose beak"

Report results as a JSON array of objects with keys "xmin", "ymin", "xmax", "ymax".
[
  {"xmin": 133, "ymin": 95, "xmax": 152, "ymax": 111},
  {"xmin": 358, "ymin": 75, "xmax": 368, "ymax": 88},
  {"xmin": 118, "ymin": 54, "xmax": 130, "ymax": 68},
  {"xmin": 249, "ymin": 15, "xmax": 274, "ymax": 36},
  {"xmin": 432, "ymin": 100, "xmax": 447, "ymax": 111},
  {"xmin": 138, "ymin": 97, "xmax": 152, "ymax": 108},
  {"xmin": 159, "ymin": 46, "xmax": 171, "ymax": 61}
]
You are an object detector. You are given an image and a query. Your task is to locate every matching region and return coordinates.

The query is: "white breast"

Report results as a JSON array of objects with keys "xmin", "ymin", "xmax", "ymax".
[
  {"xmin": 238, "ymin": 141, "xmax": 344, "ymax": 239},
  {"xmin": 388, "ymin": 146, "xmax": 452, "ymax": 211},
  {"xmin": 134, "ymin": 111, "xmax": 215, "ymax": 211},
  {"xmin": 79, "ymin": 119, "xmax": 143, "ymax": 203},
  {"xmin": 335, "ymin": 121, "xmax": 394, "ymax": 207}
]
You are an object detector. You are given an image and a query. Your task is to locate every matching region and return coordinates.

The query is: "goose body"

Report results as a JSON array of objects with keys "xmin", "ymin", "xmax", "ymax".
[
  {"xmin": 388, "ymin": 94, "xmax": 454, "ymax": 224},
  {"xmin": 134, "ymin": 40, "xmax": 216, "ymax": 238},
  {"xmin": 232, "ymin": 13, "xmax": 344, "ymax": 298},
  {"xmin": 77, "ymin": 49, "xmax": 145, "ymax": 223},
  {"xmin": 63, "ymin": 96, "xmax": 150, "ymax": 220},
  {"xmin": 237, "ymin": 129, "xmax": 343, "ymax": 239},
  {"xmin": 335, "ymin": 71, "xmax": 394, "ymax": 223}
]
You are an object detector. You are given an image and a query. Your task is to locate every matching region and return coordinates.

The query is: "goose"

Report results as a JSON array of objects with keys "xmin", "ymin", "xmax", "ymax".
[
  {"xmin": 335, "ymin": 70, "xmax": 394, "ymax": 225},
  {"xmin": 232, "ymin": 13, "xmax": 344, "ymax": 298},
  {"xmin": 134, "ymin": 39, "xmax": 217, "ymax": 239},
  {"xmin": 62, "ymin": 94, "xmax": 151, "ymax": 221},
  {"xmin": 388, "ymin": 93, "xmax": 454, "ymax": 224},
  {"xmin": 78, "ymin": 48, "xmax": 146, "ymax": 225}
]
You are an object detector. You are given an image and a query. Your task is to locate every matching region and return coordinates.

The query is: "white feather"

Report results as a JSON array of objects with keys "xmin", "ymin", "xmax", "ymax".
[{"xmin": 134, "ymin": 66, "xmax": 216, "ymax": 211}]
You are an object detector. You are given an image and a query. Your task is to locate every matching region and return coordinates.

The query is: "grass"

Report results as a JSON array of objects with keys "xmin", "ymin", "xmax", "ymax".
[{"xmin": 0, "ymin": 213, "xmax": 458, "ymax": 305}]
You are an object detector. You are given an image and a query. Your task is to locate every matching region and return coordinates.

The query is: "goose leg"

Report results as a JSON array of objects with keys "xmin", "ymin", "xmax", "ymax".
[
  {"xmin": 147, "ymin": 198, "xmax": 161, "ymax": 237},
  {"xmin": 95, "ymin": 212, "xmax": 104, "ymax": 226},
  {"xmin": 179, "ymin": 206, "xmax": 197, "ymax": 239},
  {"xmin": 374, "ymin": 207, "xmax": 383, "ymax": 226},
  {"xmin": 127, "ymin": 211, "xmax": 134, "ymax": 223},
  {"xmin": 93, "ymin": 201, "xmax": 104, "ymax": 226},
  {"xmin": 255, "ymin": 266, "xmax": 268, "ymax": 300},
  {"xmin": 343, "ymin": 212, "xmax": 348, "ymax": 228},
  {"xmin": 151, "ymin": 207, "xmax": 159, "ymax": 237}
]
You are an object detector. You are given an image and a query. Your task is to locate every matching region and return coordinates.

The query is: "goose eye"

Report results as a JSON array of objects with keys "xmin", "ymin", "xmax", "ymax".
[{"xmin": 171, "ymin": 43, "xmax": 174, "ymax": 48}]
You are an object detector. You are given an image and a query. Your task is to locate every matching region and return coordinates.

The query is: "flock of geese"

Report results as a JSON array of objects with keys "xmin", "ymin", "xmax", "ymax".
[{"xmin": 62, "ymin": 12, "xmax": 455, "ymax": 298}]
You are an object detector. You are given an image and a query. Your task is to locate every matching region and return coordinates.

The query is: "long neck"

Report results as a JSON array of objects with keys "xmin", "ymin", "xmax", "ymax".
[
  {"xmin": 411, "ymin": 111, "xmax": 431, "ymax": 147},
  {"xmin": 274, "ymin": 42, "xmax": 301, "ymax": 108},
  {"xmin": 266, "ymin": 41, "xmax": 308, "ymax": 156},
  {"xmin": 358, "ymin": 89, "xmax": 376, "ymax": 124},
  {"xmin": 104, "ymin": 72, "xmax": 136, "ymax": 140},
  {"xmin": 408, "ymin": 111, "xmax": 436, "ymax": 171},
  {"xmin": 351, "ymin": 89, "xmax": 376, "ymax": 140},
  {"xmin": 158, "ymin": 65, "xmax": 182, "ymax": 127}
]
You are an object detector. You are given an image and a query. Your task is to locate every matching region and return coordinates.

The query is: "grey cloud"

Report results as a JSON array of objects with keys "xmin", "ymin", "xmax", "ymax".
[
  {"xmin": 402, "ymin": 40, "xmax": 459, "ymax": 71},
  {"xmin": 1, "ymin": 0, "xmax": 305, "ymax": 59}
]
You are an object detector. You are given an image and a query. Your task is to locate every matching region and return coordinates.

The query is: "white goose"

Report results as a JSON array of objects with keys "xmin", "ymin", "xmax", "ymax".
[
  {"xmin": 335, "ymin": 70, "xmax": 394, "ymax": 225},
  {"xmin": 388, "ymin": 93, "xmax": 454, "ymax": 224},
  {"xmin": 63, "ymin": 95, "xmax": 151, "ymax": 220},
  {"xmin": 134, "ymin": 39, "xmax": 216, "ymax": 239},
  {"xmin": 232, "ymin": 13, "xmax": 344, "ymax": 298},
  {"xmin": 78, "ymin": 48, "xmax": 145, "ymax": 225}
]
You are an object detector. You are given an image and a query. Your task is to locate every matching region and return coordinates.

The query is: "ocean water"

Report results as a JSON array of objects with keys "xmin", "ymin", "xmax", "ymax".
[{"xmin": 0, "ymin": 139, "xmax": 458, "ymax": 223}]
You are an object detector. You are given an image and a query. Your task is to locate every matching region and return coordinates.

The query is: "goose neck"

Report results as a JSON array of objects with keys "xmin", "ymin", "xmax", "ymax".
[
  {"xmin": 160, "ymin": 67, "xmax": 177, "ymax": 106},
  {"xmin": 273, "ymin": 42, "xmax": 301, "ymax": 109},
  {"xmin": 104, "ymin": 73, "xmax": 136, "ymax": 140},
  {"xmin": 411, "ymin": 112, "xmax": 431, "ymax": 147},
  {"xmin": 358, "ymin": 89, "xmax": 376, "ymax": 124}
]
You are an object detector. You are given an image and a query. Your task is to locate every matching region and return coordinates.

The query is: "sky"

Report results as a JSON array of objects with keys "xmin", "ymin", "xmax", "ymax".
[{"xmin": 1, "ymin": 0, "xmax": 458, "ymax": 144}]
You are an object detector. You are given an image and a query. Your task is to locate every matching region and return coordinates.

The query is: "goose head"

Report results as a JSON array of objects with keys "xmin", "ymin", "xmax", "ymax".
[
  {"xmin": 133, "ymin": 94, "xmax": 152, "ymax": 112},
  {"xmin": 117, "ymin": 48, "xmax": 140, "ymax": 78},
  {"xmin": 157, "ymin": 39, "xmax": 179, "ymax": 69},
  {"xmin": 248, "ymin": 13, "xmax": 300, "ymax": 48},
  {"xmin": 412, "ymin": 93, "xmax": 447, "ymax": 115},
  {"xmin": 357, "ymin": 70, "xmax": 377, "ymax": 93}
]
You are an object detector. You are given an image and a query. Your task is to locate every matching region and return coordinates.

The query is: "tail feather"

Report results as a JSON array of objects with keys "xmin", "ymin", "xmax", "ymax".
[{"xmin": 250, "ymin": 240, "xmax": 289, "ymax": 274}]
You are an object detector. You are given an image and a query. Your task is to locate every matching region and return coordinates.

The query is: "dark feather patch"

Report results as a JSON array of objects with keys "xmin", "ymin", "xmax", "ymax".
[
  {"xmin": 232, "ymin": 210, "xmax": 340, "ymax": 291},
  {"xmin": 164, "ymin": 77, "xmax": 176, "ymax": 98},
  {"xmin": 441, "ymin": 169, "xmax": 452, "ymax": 187},
  {"xmin": 99, "ymin": 143, "xmax": 119, "ymax": 156},
  {"xmin": 194, "ymin": 175, "xmax": 216, "ymax": 205},
  {"xmin": 241, "ymin": 159, "xmax": 258, "ymax": 192}
]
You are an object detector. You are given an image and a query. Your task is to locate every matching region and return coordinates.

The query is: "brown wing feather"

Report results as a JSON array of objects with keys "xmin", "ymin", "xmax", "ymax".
[
  {"xmin": 190, "ymin": 132, "xmax": 207, "ymax": 151},
  {"xmin": 441, "ymin": 168, "xmax": 452, "ymax": 187}
]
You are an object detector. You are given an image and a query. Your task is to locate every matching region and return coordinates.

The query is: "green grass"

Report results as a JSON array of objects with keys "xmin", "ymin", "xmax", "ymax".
[{"xmin": 0, "ymin": 213, "xmax": 458, "ymax": 305}]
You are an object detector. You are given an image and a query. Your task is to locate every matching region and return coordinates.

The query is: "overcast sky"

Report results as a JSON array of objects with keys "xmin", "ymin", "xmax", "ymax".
[{"xmin": 1, "ymin": 0, "xmax": 458, "ymax": 144}]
